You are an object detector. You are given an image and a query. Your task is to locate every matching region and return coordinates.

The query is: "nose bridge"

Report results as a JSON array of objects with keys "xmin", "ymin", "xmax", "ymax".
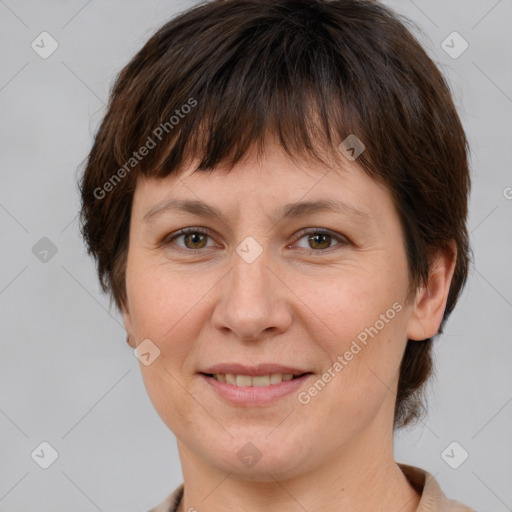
[
  {"xmin": 232, "ymin": 246, "xmax": 270, "ymax": 304},
  {"xmin": 212, "ymin": 242, "xmax": 290, "ymax": 340}
]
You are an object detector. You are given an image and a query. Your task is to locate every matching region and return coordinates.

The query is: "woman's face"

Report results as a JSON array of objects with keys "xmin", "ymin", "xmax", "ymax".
[{"xmin": 122, "ymin": 141, "xmax": 444, "ymax": 479}]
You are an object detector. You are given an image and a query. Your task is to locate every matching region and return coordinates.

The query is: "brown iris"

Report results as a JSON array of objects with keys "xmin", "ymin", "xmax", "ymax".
[
  {"xmin": 307, "ymin": 233, "xmax": 332, "ymax": 250},
  {"xmin": 183, "ymin": 232, "xmax": 208, "ymax": 250}
]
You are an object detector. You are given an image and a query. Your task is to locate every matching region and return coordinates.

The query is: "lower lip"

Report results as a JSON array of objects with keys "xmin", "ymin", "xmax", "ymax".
[{"xmin": 199, "ymin": 373, "xmax": 313, "ymax": 406}]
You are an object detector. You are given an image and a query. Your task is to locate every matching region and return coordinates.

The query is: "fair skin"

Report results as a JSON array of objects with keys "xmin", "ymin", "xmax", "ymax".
[{"xmin": 122, "ymin": 140, "xmax": 456, "ymax": 512}]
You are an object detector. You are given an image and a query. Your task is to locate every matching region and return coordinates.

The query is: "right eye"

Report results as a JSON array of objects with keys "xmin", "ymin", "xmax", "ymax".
[{"xmin": 163, "ymin": 227, "xmax": 218, "ymax": 252}]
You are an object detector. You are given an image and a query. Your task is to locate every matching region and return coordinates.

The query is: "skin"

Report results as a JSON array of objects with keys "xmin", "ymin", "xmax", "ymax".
[{"xmin": 122, "ymin": 139, "xmax": 456, "ymax": 512}]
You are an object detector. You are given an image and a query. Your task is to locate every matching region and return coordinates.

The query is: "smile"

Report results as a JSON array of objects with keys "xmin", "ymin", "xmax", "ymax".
[
  {"xmin": 199, "ymin": 372, "xmax": 314, "ymax": 406},
  {"xmin": 205, "ymin": 373, "xmax": 304, "ymax": 386}
]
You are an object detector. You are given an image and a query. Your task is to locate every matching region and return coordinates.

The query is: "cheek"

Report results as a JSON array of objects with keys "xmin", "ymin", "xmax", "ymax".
[
  {"xmin": 126, "ymin": 257, "xmax": 200, "ymax": 339},
  {"xmin": 306, "ymin": 285, "xmax": 406, "ymax": 379},
  {"xmin": 125, "ymin": 258, "xmax": 222, "ymax": 426},
  {"xmin": 127, "ymin": 267, "xmax": 200, "ymax": 432},
  {"xmin": 294, "ymin": 254, "xmax": 407, "ymax": 343},
  {"xmin": 292, "ymin": 258, "xmax": 409, "ymax": 408}
]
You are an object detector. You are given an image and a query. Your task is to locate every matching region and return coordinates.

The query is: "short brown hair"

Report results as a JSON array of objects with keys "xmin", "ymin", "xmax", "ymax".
[{"xmin": 78, "ymin": 0, "xmax": 472, "ymax": 430}]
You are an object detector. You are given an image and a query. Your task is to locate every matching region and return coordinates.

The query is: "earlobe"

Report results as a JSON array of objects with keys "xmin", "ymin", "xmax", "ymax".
[
  {"xmin": 406, "ymin": 241, "xmax": 457, "ymax": 341},
  {"xmin": 121, "ymin": 302, "xmax": 136, "ymax": 348}
]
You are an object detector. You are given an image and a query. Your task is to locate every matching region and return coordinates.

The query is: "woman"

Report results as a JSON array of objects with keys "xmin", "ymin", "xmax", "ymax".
[{"xmin": 78, "ymin": 0, "xmax": 475, "ymax": 510}]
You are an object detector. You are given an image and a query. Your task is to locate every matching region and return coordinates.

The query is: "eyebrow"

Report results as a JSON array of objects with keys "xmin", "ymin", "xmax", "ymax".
[{"xmin": 142, "ymin": 198, "xmax": 372, "ymax": 225}]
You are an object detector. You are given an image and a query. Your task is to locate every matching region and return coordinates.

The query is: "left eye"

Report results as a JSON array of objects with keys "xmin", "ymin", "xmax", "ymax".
[
  {"xmin": 164, "ymin": 228, "xmax": 347, "ymax": 253},
  {"xmin": 292, "ymin": 229, "xmax": 347, "ymax": 252}
]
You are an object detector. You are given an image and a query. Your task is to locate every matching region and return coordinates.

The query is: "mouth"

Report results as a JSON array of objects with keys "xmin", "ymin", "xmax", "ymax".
[
  {"xmin": 197, "ymin": 363, "xmax": 314, "ymax": 405},
  {"xmin": 200, "ymin": 372, "xmax": 312, "ymax": 387},
  {"xmin": 198, "ymin": 369, "xmax": 314, "ymax": 406}
]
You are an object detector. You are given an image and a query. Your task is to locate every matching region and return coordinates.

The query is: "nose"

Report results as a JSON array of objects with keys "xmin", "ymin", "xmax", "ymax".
[{"xmin": 211, "ymin": 251, "xmax": 293, "ymax": 342}]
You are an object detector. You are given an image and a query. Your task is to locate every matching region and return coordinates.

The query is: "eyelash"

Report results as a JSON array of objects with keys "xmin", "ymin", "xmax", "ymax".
[{"xmin": 163, "ymin": 227, "xmax": 349, "ymax": 255}]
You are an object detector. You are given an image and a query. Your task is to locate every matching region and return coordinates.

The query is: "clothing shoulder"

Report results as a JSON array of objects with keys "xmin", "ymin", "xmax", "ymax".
[
  {"xmin": 397, "ymin": 463, "xmax": 478, "ymax": 512},
  {"xmin": 145, "ymin": 483, "xmax": 184, "ymax": 512},
  {"xmin": 442, "ymin": 499, "xmax": 478, "ymax": 512}
]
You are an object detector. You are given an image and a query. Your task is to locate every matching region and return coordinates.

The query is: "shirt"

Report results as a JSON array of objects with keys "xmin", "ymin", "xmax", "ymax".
[{"xmin": 146, "ymin": 463, "xmax": 477, "ymax": 512}]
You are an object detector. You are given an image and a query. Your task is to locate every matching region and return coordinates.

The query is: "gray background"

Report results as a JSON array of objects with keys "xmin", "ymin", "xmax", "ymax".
[{"xmin": 0, "ymin": 0, "xmax": 511, "ymax": 511}]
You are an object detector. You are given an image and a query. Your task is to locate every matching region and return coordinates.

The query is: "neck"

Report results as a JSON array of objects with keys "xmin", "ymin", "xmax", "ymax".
[{"xmin": 175, "ymin": 422, "xmax": 420, "ymax": 512}]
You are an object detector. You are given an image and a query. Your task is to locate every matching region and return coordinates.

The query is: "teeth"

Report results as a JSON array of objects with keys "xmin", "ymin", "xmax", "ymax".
[
  {"xmin": 212, "ymin": 373, "xmax": 296, "ymax": 386},
  {"xmin": 236, "ymin": 375, "xmax": 252, "ymax": 386},
  {"xmin": 253, "ymin": 375, "xmax": 270, "ymax": 387}
]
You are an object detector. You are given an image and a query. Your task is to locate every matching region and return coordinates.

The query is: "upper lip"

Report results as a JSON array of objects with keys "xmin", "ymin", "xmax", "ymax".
[{"xmin": 200, "ymin": 363, "xmax": 311, "ymax": 376}]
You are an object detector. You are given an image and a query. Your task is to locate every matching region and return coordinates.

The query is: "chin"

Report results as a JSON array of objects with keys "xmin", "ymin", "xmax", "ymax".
[{"xmin": 197, "ymin": 430, "xmax": 315, "ymax": 480}]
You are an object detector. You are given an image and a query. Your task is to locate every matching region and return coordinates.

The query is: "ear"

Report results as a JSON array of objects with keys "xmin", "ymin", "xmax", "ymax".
[
  {"xmin": 406, "ymin": 240, "xmax": 457, "ymax": 341},
  {"xmin": 121, "ymin": 301, "xmax": 136, "ymax": 348}
]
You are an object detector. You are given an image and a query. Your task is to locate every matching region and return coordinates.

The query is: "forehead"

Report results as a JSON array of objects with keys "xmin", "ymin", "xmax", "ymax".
[{"xmin": 132, "ymin": 141, "xmax": 393, "ymax": 229}]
